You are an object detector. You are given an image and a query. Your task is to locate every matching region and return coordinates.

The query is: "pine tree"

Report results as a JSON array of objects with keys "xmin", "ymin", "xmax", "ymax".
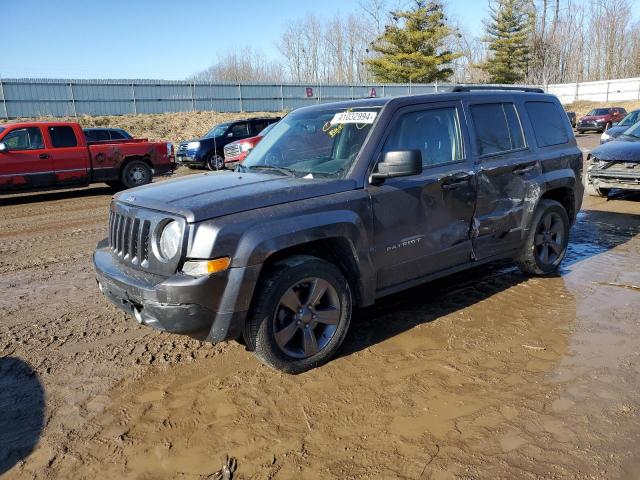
[
  {"xmin": 480, "ymin": 0, "xmax": 532, "ymax": 84},
  {"xmin": 364, "ymin": 1, "xmax": 462, "ymax": 83}
]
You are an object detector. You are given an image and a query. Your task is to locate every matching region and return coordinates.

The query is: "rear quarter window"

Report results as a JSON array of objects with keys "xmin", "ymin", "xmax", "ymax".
[
  {"xmin": 525, "ymin": 101, "xmax": 569, "ymax": 147},
  {"xmin": 49, "ymin": 126, "xmax": 78, "ymax": 148},
  {"xmin": 470, "ymin": 103, "xmax": 525, "ymax": 156}
]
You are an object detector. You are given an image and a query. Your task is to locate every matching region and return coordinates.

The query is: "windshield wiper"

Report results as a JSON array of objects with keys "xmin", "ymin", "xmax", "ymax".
[{"xmin": 247, "ymin": 165, "xmax": 296, "ymax": 176}]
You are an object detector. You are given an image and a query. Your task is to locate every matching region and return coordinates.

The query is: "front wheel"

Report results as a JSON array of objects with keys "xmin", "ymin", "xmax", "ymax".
[
  {"xmin": 245, "ymin": 255, "xmax": 352, "ymax": 374},
  {"xmin": 517, "ymin": 199, "xmax": 570, "ymax": 276},
  {"xmin": 207, "ymin": 153, "xmax": 224, "ymax": 171},
  {"xmin": 121, "ymin": 160, "xmax": 152, "ymax": 189}
]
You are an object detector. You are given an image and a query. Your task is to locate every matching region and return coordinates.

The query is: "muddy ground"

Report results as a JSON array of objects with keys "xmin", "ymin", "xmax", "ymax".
[{"xmin": 1, "ymin": 133, "xmax": 640, "ymax": 479}]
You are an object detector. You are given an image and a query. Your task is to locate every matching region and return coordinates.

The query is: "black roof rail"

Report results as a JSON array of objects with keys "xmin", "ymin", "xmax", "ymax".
[{"xmin": 450, "ymin": 85, "xmax": 545, "ymax": 94}]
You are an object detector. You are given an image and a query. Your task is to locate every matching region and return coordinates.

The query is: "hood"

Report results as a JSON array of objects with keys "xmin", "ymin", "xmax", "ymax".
[
  {"xmin": 603, "ymin": 126, "xmax": 628, "ymax": 138},
  {"xmin": 592, "ymin": 136, "xmax": 640, "ymax": 162},
  {"xmin": 180, "ymin": 136, "xmax": 220, "ymax": 145},
  {"xmin": 114, "ymin": 172, "xmax": 357, "ymax": 222},
  {"xmin": 580, "ymin": 115, "xmax": 609, "ymax": 121}
]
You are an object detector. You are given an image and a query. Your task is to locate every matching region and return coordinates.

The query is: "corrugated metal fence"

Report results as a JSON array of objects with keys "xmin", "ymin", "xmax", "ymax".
[
  {"xmin": 2, "ymin": 77, "xmax": 638, "ymax": 118},
  {"xmin": 0, "ymin": 78, "xmax": 444, "ymax": 118},
  {"xmin": 545, "ymin": 77, "xmax": 640, "ymax": 104}
]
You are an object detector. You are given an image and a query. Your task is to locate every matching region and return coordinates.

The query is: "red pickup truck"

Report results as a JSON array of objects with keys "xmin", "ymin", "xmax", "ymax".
[{"xmin": 0, "ymin": 121, "xmax": 175, "ymax": 194}]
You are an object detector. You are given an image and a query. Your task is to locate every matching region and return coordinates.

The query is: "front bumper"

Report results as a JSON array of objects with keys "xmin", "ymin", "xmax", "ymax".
[
  {"xmin": 176, "ymin": 152, "xmax": 205, "ymax": 167},
  {"xmin": 93, "ymin": 239, "xmax": 261, "ymax": 342},
  {"xmin": 588, "ymin": 169, "xmax": 640, "ymax": 191},
  {"xmin": 577, "ymin": 122, "xmax": 606, "ymax": 131}
]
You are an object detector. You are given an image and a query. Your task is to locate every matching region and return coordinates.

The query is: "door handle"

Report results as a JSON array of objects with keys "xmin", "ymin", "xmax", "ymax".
[
  {"xmin": 513, "ymin": 164, "xmax": 535, "ymax": 175},
  {"xmin": 39, "ymin": 154, "xmax": 50, "ymax": 159},
  {"xmin": 441, "ymin": 174, "xmax": 471, "ymax": 190}
]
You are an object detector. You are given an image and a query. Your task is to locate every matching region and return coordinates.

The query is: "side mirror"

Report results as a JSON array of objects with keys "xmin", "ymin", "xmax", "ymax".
[
  {"xmin": 371, "ymin": 150, "xmax": 422, "ymax": 183},
  {"xmin": 0, "ymin": 142, "xmax": 7, "ymax": 152}
]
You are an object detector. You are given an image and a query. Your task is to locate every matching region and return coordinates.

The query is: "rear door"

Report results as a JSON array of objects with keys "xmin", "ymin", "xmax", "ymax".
[
  {"xmin": 0, "ymin": 126, "xmax": 54, "ymax": 192},
  {"xmin": 368, "ymin": 101, "xmax": 477, "ymax": 290},
  {"xmin": 46, "ymin": 125, "xmax": 90, "ymax": 187},
  {"xmin": 466, "ymin": 99, "xmax": 540, "ymax": 259}
]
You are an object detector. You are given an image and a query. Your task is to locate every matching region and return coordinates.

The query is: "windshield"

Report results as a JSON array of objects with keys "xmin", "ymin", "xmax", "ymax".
[
  {"xmin": 203, "ymin": 123, "xmax": 230, "ymax": 138},
  {"xmin": 619, "ymin": 111, "xmax": 639, "ymax": 126},
  {"xmin": 622, "ymin": 121, "xmax": 640, "ymax": 139},
  {"xmin": 240, "ymin": 107, "xmax": 380, "ymax": 178},
  {"xmin": 587, "ymin": 108, "xmax": 610, "ymax": 116}
]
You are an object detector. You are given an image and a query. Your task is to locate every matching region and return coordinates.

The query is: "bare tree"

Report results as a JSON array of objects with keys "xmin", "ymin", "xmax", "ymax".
[{"xmin": 189, "ymin": 47, "xmax": 283, "ymax": 83}]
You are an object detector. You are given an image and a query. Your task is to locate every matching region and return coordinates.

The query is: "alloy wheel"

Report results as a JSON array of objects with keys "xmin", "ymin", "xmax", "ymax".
[
  {"xmin": 534, "ymin": 211, "xmax": 564, "ymax": 265},
  {"xmin": 272, "ymin": 277, "xmax": 341, "ymax": 359}
]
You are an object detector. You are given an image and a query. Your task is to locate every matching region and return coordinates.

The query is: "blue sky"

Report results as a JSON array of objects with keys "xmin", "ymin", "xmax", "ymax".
[{"xmin": 1, "ymin": 1, "xmax": 493, "ymax": 79}]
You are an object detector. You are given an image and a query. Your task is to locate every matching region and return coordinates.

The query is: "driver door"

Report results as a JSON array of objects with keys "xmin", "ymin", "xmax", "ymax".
[
  {"xmin": 0, "ymin": 126, "xmax": 54, "ymax": 192},
  {"xmin": 367, "ymin": 102, "xmax": 477, "ymax": 290}
]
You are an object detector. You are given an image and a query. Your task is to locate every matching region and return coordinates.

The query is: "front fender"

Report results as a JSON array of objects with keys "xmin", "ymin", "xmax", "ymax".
[{"xmin": 233, "ymin": 209, "xmax": 367, "ymax": 266}]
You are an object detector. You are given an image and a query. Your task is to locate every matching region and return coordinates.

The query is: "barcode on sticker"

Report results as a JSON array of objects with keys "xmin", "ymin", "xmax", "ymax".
[{"xmin": 330, "ymin": 111, "xmax": 377, "ymax": 125}]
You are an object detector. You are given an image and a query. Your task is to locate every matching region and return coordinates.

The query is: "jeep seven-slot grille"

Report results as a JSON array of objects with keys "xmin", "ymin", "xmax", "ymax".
[{"xmin": 108, "ymin": 211, "xmax": 151, "ymax": 265}]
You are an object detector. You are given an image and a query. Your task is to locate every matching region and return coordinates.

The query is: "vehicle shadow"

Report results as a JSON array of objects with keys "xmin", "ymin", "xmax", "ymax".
[
  {"xmin": 0, "ymin": 185, "xmax": 115, "ymax": 207},
  {"xmin": 340, "ymin": 208, "xmax": 640, "ymax": 357},
  {"xmin": 0, "ymin": 357, "xmax": 46, "ymax": 476}
]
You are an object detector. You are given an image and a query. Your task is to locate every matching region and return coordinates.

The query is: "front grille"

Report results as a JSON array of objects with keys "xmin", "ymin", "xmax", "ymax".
[
  {"xmin": 224, "ymin": 143, "xmax": 241, "ymax": 158},
  {"xmin": 177, "ymin": 143, "xmax": 189, "ymax": 153},
  {"xmin": 108, "ymin": 210, "xmax": 151, "ymax": 267}
]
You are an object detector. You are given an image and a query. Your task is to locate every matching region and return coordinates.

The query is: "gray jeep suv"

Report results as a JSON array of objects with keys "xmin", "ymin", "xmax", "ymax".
[{"xmin": 94, "ymin": 87, "xmax": 583, "ymax": 373}]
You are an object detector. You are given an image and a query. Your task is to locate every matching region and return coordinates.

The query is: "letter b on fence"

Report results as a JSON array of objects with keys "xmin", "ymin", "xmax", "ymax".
[{"xmin": 306, "ymin": 87, "xmax": 314, "ymax": 98}]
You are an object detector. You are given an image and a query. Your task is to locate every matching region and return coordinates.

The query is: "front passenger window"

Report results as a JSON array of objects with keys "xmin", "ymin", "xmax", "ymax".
[{"xmin": 383, "ymin": 107, "xmax": 463, "ymax": 167}]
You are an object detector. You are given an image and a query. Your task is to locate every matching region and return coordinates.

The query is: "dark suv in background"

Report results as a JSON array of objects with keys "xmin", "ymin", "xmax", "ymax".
[
  {"xmin": 176, "ymin": 117, "xmax": 280, "ymax": 170},
  {"xmin": 94, "ymin": 87, "xmax": 582, "ymax": 373}
]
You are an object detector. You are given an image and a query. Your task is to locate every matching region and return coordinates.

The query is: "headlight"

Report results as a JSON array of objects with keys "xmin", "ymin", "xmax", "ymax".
[
  {"xmin": 159, "ymin": 221, "xmax": 181, "ymax": 259},
  {"xmin": 240, "ymin": 142, "xmax": 254, "ymax": 152},
  {"xmin": 187, "ymin": 141, "xmax": 200, "ymax": 150}
]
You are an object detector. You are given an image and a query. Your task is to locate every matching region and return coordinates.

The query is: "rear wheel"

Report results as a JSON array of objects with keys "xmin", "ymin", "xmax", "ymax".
[
  {"xmin": 121, "ymin": 160, "xmax": 152, "ymax": 189},
  {"xmin": 207, "ymin": 153, "xmax": 224, "ymax": 171},
  {"xmin": 245, "ymin": 255, "xmax": 352, "ymax": 374},
  {"xmin": 517, "ymin": 199, "xmax": 570, "ymax": 276}
]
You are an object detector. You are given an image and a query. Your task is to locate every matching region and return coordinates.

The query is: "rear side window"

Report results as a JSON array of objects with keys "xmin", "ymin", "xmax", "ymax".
[
  {"xmin": 48, "ymin": 126, "xmax": 77, "ymax": 148},
  {"xmin": 110, "ymin": 130, "xmax": 127, "ymax": 140},
  {"xmin": 525, "ymin": 101, "xmax": 569, "ymax": 147},
  {"xmin": 470, "ymin": 103, "xmax": 525, "ymax": 156},
  {"xmin": 229, "ymin": 122, "xmax": 249, "ymax": 138},
  {"xmin": 85, "ymin": 129, "xmax": 110, "ymax": 141},
  {"xmin": 250, "ymin": 120, "xmax": 268, "ymax": 135}
]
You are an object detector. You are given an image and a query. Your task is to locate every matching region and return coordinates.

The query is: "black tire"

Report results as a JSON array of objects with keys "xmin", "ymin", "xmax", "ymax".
[
  {"xmin": 121, "ymin": 160, "xmax": 152, "ymax": 189},
  {"xmin": 207, "ymin": 153, "xmax": 225, "ymax": 171},
  {"xmin": 577, "ymin": 130, "xmax": 584, "ymax": 135},
  {"xmin": 517, "ymin": 199, "xmax": 570, "ymax": 276},
  {"xmin": 245, "ymin": 255, "xmax": 352, "ymax": 374}
]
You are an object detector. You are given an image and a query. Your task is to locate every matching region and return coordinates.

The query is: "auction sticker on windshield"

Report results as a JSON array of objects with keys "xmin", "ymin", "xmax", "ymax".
[{"xmin": 330, "ymin": 111, "xmax": 377, "ymax": 125}]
